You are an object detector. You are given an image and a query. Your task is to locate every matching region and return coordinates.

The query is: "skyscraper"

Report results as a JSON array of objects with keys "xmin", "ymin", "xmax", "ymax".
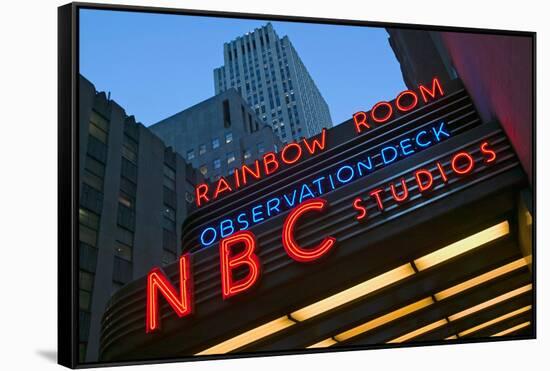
[{"xmin": 214, "ymin": 23, "xmax": 333, "ymax": 144}]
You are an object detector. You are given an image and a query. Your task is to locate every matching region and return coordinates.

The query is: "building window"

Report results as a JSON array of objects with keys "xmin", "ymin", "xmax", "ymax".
[
  {"xmin": 212, "ymin": 138, "xmax": 220, "ymax": 149},
  {"xmin": 117, "ymin": 227, "xmax": 134, "ymax": 247},
  {"xmin": 163, "ymin": 164, "xmax": 176, "ymax": 191},
  {"xmin": 186, "ymin": 149, "xmax": 195, "ymax": 161},
  {"xmin": 79, "ymin": 208, "xmax": 99, "ymax": 230},
  {"xmin": 227, "ymin": 152, "xmax": 236, "ymax": 164},
  {"xmin": 79, "ymin": 224, "xmax": 97, "ymax": 247},
  {"xmin": 244, "ymin": 149, "xmax": 251, "ymax": 160},
  {"xmin": 112, "ymin": 256, "xmax": 133, "ymax": 285},
  {"xmin": 82, "ymin": 169, "xmax": 103, "ymax": 192},
  {"xmin": 88, "ymin": 111, "xmax": 109, "ymax": 144},
  {"xmin": 85, "ymin": 156, "xmax": 105, "ymax": 178},
  {"xmin": 199, "ymin": 165, "xmax": 208, "ymax": 176},
  {"xmin": 114, "ymin": 241, "xmax": 132, "ymax": 261},
  {"xmin": 199, "ymin": 144, "xmax": 206, "ymax": 156},
  {"xmin": 117, "ymin": 204, "xmax": 135, "ymax": 231},
  {"xmin": 79, "ymin": 269, "xmax": 94, "ymax": 312},
  {"xmin": 79, "ymin": 343, "xmax": 87, "ymax": 363},
  {"xmin": 164, "ymin": 205, "xmax": 176, "ymax": 222},
  {"xmin": 257, "ymin": 142, "xmax": 265, "ymax": 154},
  {"xmin": 223, "ymin": 99, "xmax": 231, "ymax": 128},
  {"xmin": 213, "ymin": 158, "xmax": 221, "ymax": 169},
  {"xmin": 225, "ymin": 132, "xmax": 233, "ymax": 144},
  {"xmin": 118, "ymin": 192, "xmax": 133, "ymax": 209},
  {"xmin": 79, "ymin": 270, "xmax": 94, "ymax": 292},
  {"xmin": 88, "ymin": 122, "xmax": 108, "ymax": 144},
  {"xmin": 122, "ymin": 135, "xmax": 138, "ymax": 164},
  {"xmin": 79, "ymin": 289, "xmax": 92, "ymax": 311}
]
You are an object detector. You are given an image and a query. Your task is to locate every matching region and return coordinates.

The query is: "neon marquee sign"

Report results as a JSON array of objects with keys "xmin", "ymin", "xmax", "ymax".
[
  {"xmin": 193, "ymin": 77, "xmax": 448, "ymax": 248},
  {"xmin": 199, "ymin": 121, "xmax": 451, "ymax": 247},
  {"xmin": 194, "ymin": 77, "xmax": 445, "ymax": 208},
  {"xmin": 145, "ymin": 76, "xmax": 489, "ymax": 333},
  {"xmin": 146, "ymin": 140, "xmax": 499, "ymax": 333}
]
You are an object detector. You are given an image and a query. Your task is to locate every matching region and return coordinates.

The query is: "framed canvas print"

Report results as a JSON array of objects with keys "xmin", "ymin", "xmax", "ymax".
[{"xmin": 58, "ymin": 2, "xmax": 535, "ymax": 368}]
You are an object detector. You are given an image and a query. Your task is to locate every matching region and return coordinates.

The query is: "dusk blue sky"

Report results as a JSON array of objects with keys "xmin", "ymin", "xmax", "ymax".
[{"xmin": 79, "ymin": 9, "xmax": 406, "ymax": 127}]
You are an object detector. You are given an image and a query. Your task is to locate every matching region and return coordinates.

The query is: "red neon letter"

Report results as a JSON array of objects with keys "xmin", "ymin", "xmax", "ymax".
[
  {"xmin": 436, "ymin": 162, "xmax": 448, "ymax": 183},
  {"xmin": 451, "ymin": 152, "xmax": 475, "ymax": 175},
  {"xmin": 480, "ymin": 141, "xmax": 497, "ymax": 163},
  {"xmin": 396, "ymin": 90, "xmax": 419, "ymax": 112},
  {"xmin": 303, "ymin": 128, "xmax": 327, "ymax": 155},
  {"xmin": 369, "ymin": 188, "xmax": 385, "ymax": 211},
  {"xmin": 371, "ymin": 101, "xmax": 393, "ymax": 123},
  {"xmin": 263, "ymin": 152, "xmax": 280, "ymax": 175},
  {"xmin": 353, "ymin": 197, "xmax": 367, "ymax": 220},
  {"xmin": 390, "ymin": 178, "xmax": 409, "ymax": 202},
  {"xmin": 353, "ymin": 111, "xmax": 370, "ymax": 133},
  {"xmin": 281, "ymin": 142, "xmax": 303, "ymax": 165},
  {"xmin": 195, "ymin": 183, "xmax": 209, "ymax": 207},
  {"xmin": 241, "ymin": 160, "xmax": 262, "ymax": 185},
  {"xmin": 282, "ymin": 198, "xmax": 336, "ymax": 263},
  {"xmin": 415, "ymin": 169, "xmax": 434, "ymax": 192},
  {"xmin": 219, "ymin": 231, "xmax": 261, "ymax": 299},
  {"xmin": 419, "ymin": 77, "xmax": 444, "ymax": 103},
  {"xmin": 233, "ymin": 168, "xmax": 241, "ymax": 189},
  {"xmin": 213, "ymin": 177, "xmax": 233, "ymax": 199},
  {"xmin": 146, "ymin": 254, "xmax": 193, "ymax": 333}
]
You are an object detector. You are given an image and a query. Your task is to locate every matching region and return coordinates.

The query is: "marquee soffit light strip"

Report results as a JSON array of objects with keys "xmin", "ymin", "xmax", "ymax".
[
  {"xmin": 307, "ymin": 253, "xmax": 530, "ymax": 348},
  {"xmin": 333, "ymin": 297, "xmax": 435, "ymax": 342},
  {"xmin": 491, "ymin": 321, "xmax": 531, "ymax": 337},
  {"xmin": 195, "ymin": 316, "xmax": 295, "ymax": 355},
  {"xmin": 458, "ymin": 305, "xmax": 532, "ymax": 337},
  {"xmin": 307, "ymin": 338, "xmax": 338, "ymax": 349},
  {"xmin": 413, "ymin": 221, "xmax": 510, "ymax": 271},
  {"xmin": 196, "ymin": 221, "xmax": 512, "ymax": 354},
  {"xmin": 383, "ymin": 283, "xmax": 532, "ymax": 344},
  {"xmin": 387, "ymin": 319, "xmax": 449, "ymax": 343},
  {"xmin": 448, "ymin": 284, "xmax": 532, "ymax": 322},
  {"xmin": 434, "ymin": 257, "xmax": 528, "ymax": 301},
  {"xmin": 291, "ymin": 264, "xmax": 416, "ymax": 321},
  {"xmin": 382, "ymin": 258, "xmax": 530, "ymax": 343}
]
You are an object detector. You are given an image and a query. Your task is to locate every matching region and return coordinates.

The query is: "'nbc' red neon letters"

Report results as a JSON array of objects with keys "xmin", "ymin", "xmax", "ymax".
[{"xmin": 145, "ymin": 198, "xmax": 335, "ymax": 333}]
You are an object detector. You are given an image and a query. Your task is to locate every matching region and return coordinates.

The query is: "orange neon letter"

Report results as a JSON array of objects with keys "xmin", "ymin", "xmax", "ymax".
[
  {"xmin": 282, "ymin": 198, "xmax": 336, "ymax": 263},
  {"xmin": 419, "ymin": 77, "xmax": 444, "ymax": 103},
  {"xmin": 263, "ymin": 152, "xmax": 280, "ymax": 175},
  {"xmin": 146, "ymin": 254, "xmax": 193, "ymax": 333},
  {"xmin": 303, "ymin": 128, "xmax": 328, "ymax": 155},
  {"xmin": 480, "ymin": 141, "xmax": 497, "ymax": 163},
  {"xmin": 195, "ymin": 183, "xmax": 209, "ymax": 207},
  {"xmin": 219, "ymin": 230, "xmax": 261, "ymax": 299},
  {"xmin": 353, "ymin": 111, "xmax": 370, "ymax": 133}
]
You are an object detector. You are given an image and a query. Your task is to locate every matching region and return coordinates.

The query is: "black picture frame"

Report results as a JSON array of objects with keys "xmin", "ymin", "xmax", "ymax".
[{"xmin": 58, "ymin": 2, "xmax": 536, "ymax": 368}]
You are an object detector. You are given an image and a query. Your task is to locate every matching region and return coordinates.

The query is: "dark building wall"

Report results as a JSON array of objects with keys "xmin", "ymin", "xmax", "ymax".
[
  {"xmin": 386, "ymin": 29, "xmax": 533, "ymax": 183},
  {"xmin": 150, "ymin": 88, "xmax": 282, "ymax": 181},
  {"xmin": 132, "ymin": 128, "xmax": 164, "ymax": 278},
  {"xmin": 440, "ymin": 32, "xmax": 533, "ymax": 182},
  {"xmin": 78, "ymin": 75, "xmax": 196, "ymax": 362},
  {"xmin": 386, "ymin": 28, "xmax": 457, "ymax": 89}
]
